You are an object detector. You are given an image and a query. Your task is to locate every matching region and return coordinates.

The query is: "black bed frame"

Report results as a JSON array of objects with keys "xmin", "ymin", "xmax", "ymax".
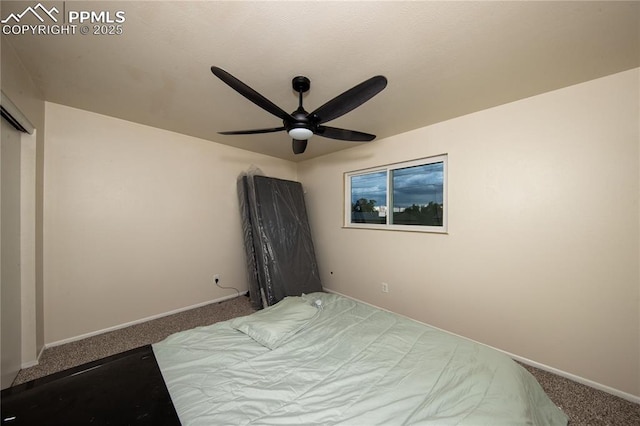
[{"xmin": 1, "ymin": 345, "xmax": 180, "ymax": 425}]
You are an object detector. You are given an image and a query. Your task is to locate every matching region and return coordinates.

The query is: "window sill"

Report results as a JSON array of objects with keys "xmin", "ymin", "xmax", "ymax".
[{"xmin": 342, "ymin": 224, "xmax": 448, "ymax": 234}]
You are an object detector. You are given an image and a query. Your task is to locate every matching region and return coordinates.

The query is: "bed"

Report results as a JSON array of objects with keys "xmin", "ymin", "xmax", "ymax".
[{"xmin": 153, "ymin": 292, "xmax": 567, "ymax": 425}]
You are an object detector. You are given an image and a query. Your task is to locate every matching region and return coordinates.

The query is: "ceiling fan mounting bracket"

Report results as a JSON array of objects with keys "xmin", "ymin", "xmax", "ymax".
[{"xmin": 292, "ymin": 76, "xmax": 310, "ymax": 93}]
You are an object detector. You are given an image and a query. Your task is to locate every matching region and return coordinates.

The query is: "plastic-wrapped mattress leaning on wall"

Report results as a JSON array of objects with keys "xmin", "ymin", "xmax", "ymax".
[
  {"xmin": 237, "ymin": 168, "xmax": 263, "ymax": 309},
  {"xmin": 237, "ymin": 167, "xmax": 323, "ymax": 308}
]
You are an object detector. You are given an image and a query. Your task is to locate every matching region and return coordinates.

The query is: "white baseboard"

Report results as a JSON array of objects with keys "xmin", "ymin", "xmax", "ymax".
[
  {"xmin": 507, "ymin": 352, "xmax": 640, "ymax": 404},
  {"xmin": 21, "ymin": 360, "xmax": 38, "ymax": 369},
  {"xmin": 323, "ymin": 287, "xmax": 640, "ymax": 404},
  {"xmin": 45, "ymin": 293, "xmax": 243, "ymax": 349},
  {"xmin": 21, "ymin": 345, "xmax": 45, "ymax": 369}
]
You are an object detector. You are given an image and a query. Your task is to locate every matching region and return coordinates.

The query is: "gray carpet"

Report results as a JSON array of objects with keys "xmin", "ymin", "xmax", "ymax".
[{"xmin": 12, "ymin": 295, "xmax": 640, "ymax": 425}]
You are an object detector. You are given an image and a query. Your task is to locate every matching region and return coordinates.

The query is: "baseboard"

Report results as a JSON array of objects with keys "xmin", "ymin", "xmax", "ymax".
[
  {"xmin": 21, "ymin": 345, "xmax": 45, "ymax": 369},
  {"xmin": 323, "ymin": 287, "xmax": 640, "ymax": 405},
  {"xmin": 45, "ymin": 293, "xmax": 243, "ymax": 349},
  {"xmin": 20, "ymin": 360, "xmax": 38, "ymax": 369},
  {"xmin": 507, "ymin": 353, "xmax": 640, "ymax": 404}
]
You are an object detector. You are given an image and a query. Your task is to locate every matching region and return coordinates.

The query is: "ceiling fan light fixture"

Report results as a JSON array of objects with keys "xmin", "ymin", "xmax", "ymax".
[{"xmin": 288, "ymin": 127, "xmax": 313, "ymax": 140}]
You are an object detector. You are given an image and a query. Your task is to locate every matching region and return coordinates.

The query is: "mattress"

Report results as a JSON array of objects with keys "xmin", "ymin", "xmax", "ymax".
[
  {"xmin": 153, "ymin": 293, "xmax": 568, "ymax": 425},
  {"xmin": 243, "ymin": 175, "xmax": 323, "ymax": 306},
  {"xmin": 237, "ymin": 175, "xmax": 262, "ymax": 309}
]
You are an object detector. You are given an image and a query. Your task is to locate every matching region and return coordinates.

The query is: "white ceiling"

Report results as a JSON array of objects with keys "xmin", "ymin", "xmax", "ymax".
[{"xmin": 2, "ymin": 1, "xmax": 638, "ymax": 161}]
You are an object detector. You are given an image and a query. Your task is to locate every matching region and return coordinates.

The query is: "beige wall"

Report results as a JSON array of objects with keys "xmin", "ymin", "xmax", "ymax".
[
  {"xmin": 298, "ymin": 69, "xmax": 640, "ymax": 397},
  {"xmin": 1, "ymin": 38, "xmax": 45, "ymax": 365},
  {"xmin": 43, "ymin": 103, "xmax": 296, "ymax": 344}
]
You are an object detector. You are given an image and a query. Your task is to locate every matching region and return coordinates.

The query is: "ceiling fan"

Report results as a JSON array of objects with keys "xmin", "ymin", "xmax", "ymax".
[{"xmin": 210, "ymin": 66, "xmax": 388, "ymax": 154}]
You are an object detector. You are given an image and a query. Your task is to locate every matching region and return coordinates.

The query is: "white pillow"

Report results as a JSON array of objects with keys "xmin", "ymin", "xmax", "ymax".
[{"xmin": 230, "ymin": 296, "xmax": 319, "ymax": 349}]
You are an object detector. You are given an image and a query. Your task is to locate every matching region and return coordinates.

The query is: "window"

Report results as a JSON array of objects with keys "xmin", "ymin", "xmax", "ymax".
[{"xmin": 345, "ymin": 154, "xmax": 447, "ymax": 232}]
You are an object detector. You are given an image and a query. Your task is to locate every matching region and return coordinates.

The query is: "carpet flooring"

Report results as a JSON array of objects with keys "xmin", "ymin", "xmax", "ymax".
[{"xmin": 11, "ymin": 295, "xmax": 640, "ymax": 425}]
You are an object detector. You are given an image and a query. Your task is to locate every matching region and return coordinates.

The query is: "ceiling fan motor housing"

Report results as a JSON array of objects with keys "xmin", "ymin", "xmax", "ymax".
[{"xmin": 286, "ymin": 108, "xmax": 315, "ymax": 134}]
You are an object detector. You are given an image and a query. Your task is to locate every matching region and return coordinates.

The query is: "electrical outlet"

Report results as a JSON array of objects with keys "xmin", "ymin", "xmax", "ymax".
[{"xmin": 381, "ymin": 282, "xmax": 389, "ymax": 293}]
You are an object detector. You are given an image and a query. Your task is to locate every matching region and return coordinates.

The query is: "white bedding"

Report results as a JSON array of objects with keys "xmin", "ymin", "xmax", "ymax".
[{"xmin": 153, "ymin": 293, "xmax": 568, "ymax": 425}]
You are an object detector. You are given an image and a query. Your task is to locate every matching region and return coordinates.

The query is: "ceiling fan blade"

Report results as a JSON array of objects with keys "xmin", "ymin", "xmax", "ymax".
[
  {"xmin": 292, "ymin": 139, "xmax": 308, "ymax": 154},
  {"xmin": 310, "ymin": 76, "xmax": 387, "ymax": 124},
  {"xmin": 219, "ymin": 127, "xmax": 285, "ymax": 135},
  {"xmin": 316, "ymin": 126, "xmax": 376, "ymax": 142},
  {"xmin": 211, "ymin": 66, "xmax": 291, "ymax": 121}
]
